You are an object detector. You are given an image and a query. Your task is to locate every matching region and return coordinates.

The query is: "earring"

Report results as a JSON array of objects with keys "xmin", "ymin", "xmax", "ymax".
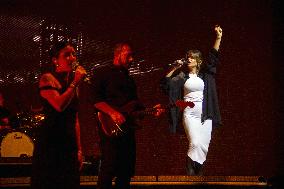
[{"xmin": 54, "ymin": 60, "xmax": 59, "ymax": 67}]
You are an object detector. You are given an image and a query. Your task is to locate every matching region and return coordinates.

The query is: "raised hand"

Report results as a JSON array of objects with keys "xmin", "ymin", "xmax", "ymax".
[
  {"xmin": 72, "ymin": 66, "xmax": 87, "ymax": 87},
  {"xmin": 215, "ymin": 25, "xmax": 222, "ymax": 39},
  {"xmin": 213, "ymin": 25, "xmax": 223, "ymax": 51}
]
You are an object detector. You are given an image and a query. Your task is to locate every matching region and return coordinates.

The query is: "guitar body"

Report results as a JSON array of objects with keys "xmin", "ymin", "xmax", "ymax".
[{"xmin": 97, "ymin": 101, "xmax": 143, "ymax": 137}]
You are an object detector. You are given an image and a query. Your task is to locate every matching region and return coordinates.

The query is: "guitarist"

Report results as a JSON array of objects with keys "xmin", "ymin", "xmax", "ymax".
[{"xmin": 90, "ymin": 43, "xmax": 163, "ymax": 189}]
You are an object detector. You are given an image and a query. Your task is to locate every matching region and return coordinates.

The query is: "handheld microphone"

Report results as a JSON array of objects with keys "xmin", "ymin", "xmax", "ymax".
[
  {"xmin": 176, "ymin": 58, "xmax": 187, "ymax": 64},
  {"xmin": 72, "ymin": 61, "xmax": 91, "ymax": 84},
  {"xmin": 169, "ymin": 58, "xmax": 187, "ymax": 67}
]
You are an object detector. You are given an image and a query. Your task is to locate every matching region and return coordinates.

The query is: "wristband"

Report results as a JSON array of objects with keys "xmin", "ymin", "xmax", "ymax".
[{"xmin": 69, "ymin": 82, "xmax": 77, "ymax": 88}]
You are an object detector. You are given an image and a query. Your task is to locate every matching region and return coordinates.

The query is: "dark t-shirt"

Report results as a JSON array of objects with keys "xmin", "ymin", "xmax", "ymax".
[
  {"xmin": 90, "ymin": 65, "xmax": 139, "ymax": 177},
  {"xmin": 90, "ymin": 65, "xmax": 138, "ymax": 108}
]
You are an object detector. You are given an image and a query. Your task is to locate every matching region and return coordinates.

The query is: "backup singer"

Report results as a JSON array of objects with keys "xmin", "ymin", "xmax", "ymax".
[
  {"xmin": 161, "ymin": 25, "xmax": 223, "ymax": 175},
  {"xmin": 31, "ymin": 41, "xmax": 87, "ymax": 189}
]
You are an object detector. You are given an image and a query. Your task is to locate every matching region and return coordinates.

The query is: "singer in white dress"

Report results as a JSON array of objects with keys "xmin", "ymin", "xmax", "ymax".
[
  {"xmin": 162, "ymin": 25, "xmax": 223, "ymax": 175},
  {"xmin": 183, "ymin": 73, "xmax": 212, "ymax": 166}
]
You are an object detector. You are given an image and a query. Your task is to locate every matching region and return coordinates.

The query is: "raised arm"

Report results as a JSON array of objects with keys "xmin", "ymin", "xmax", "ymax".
[
  {"xmin": 166, "ymin": 64, "xmax": 183, "ymax": 77},
  {"xmin": 40, "ymin": 66, "xmax": 86, "ymax": 112},
  {"xmin": 205, "ymin": 25, "xmax": 223, "ymax": 74},
  {"xmin": 39, "ymin": 73, "xmax": 75, "ymax": 112},
  {"xmin": 213, "ymin": 25, "xmax": 223, "ymax": 51}
]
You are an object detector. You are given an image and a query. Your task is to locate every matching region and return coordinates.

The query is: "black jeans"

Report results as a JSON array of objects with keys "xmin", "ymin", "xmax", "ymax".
[{"xmin": 97, "ymin": 128, "xmax": 136, "ymax": 189}]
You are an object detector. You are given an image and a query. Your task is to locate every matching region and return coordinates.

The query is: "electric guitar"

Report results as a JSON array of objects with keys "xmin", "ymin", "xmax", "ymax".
[{"xmin": 97, "ymin": 100, "xmax": 194, "ymax": 138}]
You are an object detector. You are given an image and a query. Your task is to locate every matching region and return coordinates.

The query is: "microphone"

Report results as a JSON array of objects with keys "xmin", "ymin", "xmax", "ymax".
[
  {"xmin": 72, "ymin": 61, "xmax": 91, "ymax": 84},
  {"xmin": 176, "ymin": 58, "xmax": 187, "ymax": 64},
  {"xmin": 168, "ymin": 58, "xmax": 187, "ymax": 67}
]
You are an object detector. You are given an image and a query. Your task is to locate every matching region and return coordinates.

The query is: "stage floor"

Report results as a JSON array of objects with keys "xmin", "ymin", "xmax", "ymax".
[
  {"xmin": 0, "ymin": 176, "xmax": 268, "ymax": 188},
  {"xmin": 0, "ymin": 157, "xmax": 271, "ymax": 188}
]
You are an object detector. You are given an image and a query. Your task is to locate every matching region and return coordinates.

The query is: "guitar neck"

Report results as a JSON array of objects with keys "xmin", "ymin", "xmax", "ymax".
[
  {"xmin": 131, "ymin": 108, "xmax": 156, "ymax": 117},
  {"xmin": 121, "ymin": 100, "xmax": 194, "ymax": 118}
]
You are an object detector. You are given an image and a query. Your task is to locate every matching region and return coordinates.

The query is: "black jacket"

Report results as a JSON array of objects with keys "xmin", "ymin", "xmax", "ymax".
[{"xmin": 160, "ymin": 48, "xmax": 222, "ymax": 132}]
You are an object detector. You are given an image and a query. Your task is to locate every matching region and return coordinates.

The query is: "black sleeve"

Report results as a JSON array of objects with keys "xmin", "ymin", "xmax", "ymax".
[
  {"xmin": 160, "ymin": 77, "xmax": 171, "ymax": 95},
  {"xmin": 205, "ymin": 48, "xmax": 219, "ymax": 74},
  {"xmin": 89, "ymin": 67, "xmax": 107, "ymax": 105}
]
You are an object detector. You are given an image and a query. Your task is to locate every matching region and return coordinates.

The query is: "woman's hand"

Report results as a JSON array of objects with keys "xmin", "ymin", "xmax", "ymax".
[
  {"xmin": 78, "ymin": 150, "xmax": 83, "ymax": 171},
  {"xmin": 166, "ymin": 63, "xmax": 184, "ymax": 77},
  {"xmin": 213, "ymin": 25, "xmax": 223, "ymax": 51},
  {"xmin": 73, "ymin": 66, "xmax": 87, "ymax": 86},
  {"xmin": 215, "ymin": 25, "xmax": 222, "ymax": 39}
]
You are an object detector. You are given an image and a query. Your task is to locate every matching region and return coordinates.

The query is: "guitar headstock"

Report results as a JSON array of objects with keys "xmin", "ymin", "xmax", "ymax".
[{"xmin": 175, "ymin": 100, "xmax": 195, "ymax": 109}]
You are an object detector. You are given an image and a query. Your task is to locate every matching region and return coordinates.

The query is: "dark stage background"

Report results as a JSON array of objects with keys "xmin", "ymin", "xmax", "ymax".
[{"xmin": 0, "ymin": 0, "xmax": 283, "ymax": 178}]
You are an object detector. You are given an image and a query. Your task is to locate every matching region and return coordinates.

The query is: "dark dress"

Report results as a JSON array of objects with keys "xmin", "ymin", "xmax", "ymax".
[{"xmin": 31, "ymin": 72, "xmax": 80, "ymax": 189}]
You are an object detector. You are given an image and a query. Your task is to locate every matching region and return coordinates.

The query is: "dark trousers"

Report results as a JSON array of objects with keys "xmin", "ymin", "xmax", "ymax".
[{"xmin": 97, "ymin": 128, "xmax": 136, "ymax": 189}]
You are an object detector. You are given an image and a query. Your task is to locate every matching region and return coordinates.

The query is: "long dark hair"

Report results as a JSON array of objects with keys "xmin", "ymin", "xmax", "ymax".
[{"xmin": 49, "ymin": 41, "xmax": 74, "ymax": 59}]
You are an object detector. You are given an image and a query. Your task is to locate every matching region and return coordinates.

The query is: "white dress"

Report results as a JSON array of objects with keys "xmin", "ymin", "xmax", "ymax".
[{"xmin": 183, "ymin": 73, "xmax": 212, "ymax": 164}]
